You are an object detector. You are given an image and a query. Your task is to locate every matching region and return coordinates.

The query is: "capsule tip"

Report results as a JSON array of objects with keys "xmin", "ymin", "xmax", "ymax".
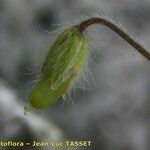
[{"xmin": 24, "ymin": 103, "xmax": 32, "ymax": 116}]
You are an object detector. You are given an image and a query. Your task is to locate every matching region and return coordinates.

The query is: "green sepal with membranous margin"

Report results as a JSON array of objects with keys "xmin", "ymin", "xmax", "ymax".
[{"xmin": 29, "ymin": 26, "xmax": 90, "ymax": 109}]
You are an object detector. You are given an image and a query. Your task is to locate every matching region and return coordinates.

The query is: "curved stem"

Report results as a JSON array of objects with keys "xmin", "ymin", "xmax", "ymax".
[{"xmin": 77, "ymin": 17, "xmax": 150, "ymax": 61}]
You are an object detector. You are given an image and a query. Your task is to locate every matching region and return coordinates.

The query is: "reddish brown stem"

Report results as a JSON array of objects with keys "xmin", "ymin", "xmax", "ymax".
[{"xmin": 77, "ymin": 17, "xmax": 150, "ymax": 61}]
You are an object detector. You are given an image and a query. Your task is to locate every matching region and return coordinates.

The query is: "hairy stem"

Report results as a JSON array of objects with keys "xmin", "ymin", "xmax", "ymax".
[{"xmin": 77, "ymin": 17, "xmax": 150, "ymax": 61}]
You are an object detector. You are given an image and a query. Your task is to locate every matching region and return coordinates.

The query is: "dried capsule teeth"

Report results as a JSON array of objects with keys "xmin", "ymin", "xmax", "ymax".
[{"xmin": 24, "ymin": 104, "xmax": 32, "ymax": 116}]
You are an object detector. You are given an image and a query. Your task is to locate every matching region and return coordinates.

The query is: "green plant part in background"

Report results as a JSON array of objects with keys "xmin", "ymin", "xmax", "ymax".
[{"xmin": 24, "ymin": 17, "xmax": 150, "ymax": 114}]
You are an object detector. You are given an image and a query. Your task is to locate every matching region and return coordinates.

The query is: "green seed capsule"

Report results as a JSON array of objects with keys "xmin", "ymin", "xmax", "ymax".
[{"xmin": 28, "ymin": 26, "xmax": 89, "ymax": 109}]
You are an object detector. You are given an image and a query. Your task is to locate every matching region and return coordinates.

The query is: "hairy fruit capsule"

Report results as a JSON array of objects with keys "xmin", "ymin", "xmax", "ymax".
[
  {"xmin": 28, "ymin": 26, "xmax": 89, "ymax": 109},
  {"xmin": 24, "ymin": 17, "xmax": 150, "ymax": 114}
]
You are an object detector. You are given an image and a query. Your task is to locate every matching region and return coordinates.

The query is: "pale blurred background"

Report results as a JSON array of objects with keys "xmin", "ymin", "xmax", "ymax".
[{"xmin": 0, "ymin": 0, "xmax": 150, "ymax": 150}]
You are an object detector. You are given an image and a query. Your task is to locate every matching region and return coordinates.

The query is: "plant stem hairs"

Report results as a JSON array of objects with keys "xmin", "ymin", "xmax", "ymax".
[{"xmin": 77, "ymin": 17, "xmax": 150, "ymax": 61}]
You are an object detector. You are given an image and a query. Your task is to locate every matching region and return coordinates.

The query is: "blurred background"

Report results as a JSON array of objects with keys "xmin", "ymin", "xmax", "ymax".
[{"xmin": 0, "ymin": 0, "xmax": 150, "ymax": 150}]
